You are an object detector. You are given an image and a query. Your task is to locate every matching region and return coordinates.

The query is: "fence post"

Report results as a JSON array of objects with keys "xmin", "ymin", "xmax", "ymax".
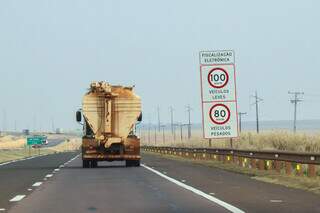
[
  {"xmin": 274, "ymin": 160, "xmax": 281, "ymax": 173},
  {"xmin": 251, "ymin": 159, "xmax": 256, "ymax": 169},
  {"xmin": 258, "ymin": 160, "xmax": 265, "ymax": 170},
  {"xmin": 308, "ymin": 164, "xmax": 316, "ymax": 177},
  {"xmin": 285, "ymin": 162, "xmax": 292, "ymax": 175}
]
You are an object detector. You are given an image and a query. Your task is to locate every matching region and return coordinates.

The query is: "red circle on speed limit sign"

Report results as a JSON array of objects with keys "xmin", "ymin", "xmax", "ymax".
[
  {"xmin": 207, "ymin": 67, "xmax": 229, "ymax": 88},
  {"xmin": 209, "ymin": 103, "xmax": 231, "ymax": 125}
]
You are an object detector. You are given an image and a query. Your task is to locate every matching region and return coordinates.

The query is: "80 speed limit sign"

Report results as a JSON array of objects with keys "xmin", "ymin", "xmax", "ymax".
[
  {"xmin": 209, "ymin": 104, "xmax": 231, "ymax": 125},
  {"xmin": 202, "ymin": 102, "xmax": 238, "ymax": 138},
  {"xmin": 200, "ymin": 50, "xmax": 239, "ymax": 139}
]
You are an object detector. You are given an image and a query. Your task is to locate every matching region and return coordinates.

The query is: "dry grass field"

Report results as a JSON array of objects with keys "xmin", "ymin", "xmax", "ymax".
[
  {"xmin": 47, "ymin": 138, "xmax": 81, "ymax": 152},
  {"xmin": 140, "ymin": 129, "xmax": 320, "ymax": 153},
  {"xmin": 0, "ymin": 134, "xmax": 81, "ymax": 163},
  {"xmin": 0, "ymin": 135, "xmax": 25, "ymax": 149}
]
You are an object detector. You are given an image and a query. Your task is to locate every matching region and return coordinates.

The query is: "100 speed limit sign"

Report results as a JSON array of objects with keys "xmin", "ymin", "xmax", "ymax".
[
  {"xmin": 207, "ymin": 68, "xmax": 229, "ymax": 89},
  {"xmin": 200, "ymin": 64, "xmax": 236, "ymax": 102}
]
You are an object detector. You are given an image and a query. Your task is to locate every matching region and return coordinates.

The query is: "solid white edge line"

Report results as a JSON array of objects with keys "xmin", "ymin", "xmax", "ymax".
[
  {"xmin": 10, "ymin": 195, "xmax": 26, "ymax": 202},
  {"xmin": 1, "ymin": 152, "xmax": 80, "ymax": 167},
  {"xmin": 0, "ymin": 153, "xmax": 52, "ymax": 167},
  {"xmin": 142, "ymin": 164, "xmax": 245, "ymax": 213},
  {"xmin": 32, "ymin": 182, "xmax": 42, "ymax": 187}
]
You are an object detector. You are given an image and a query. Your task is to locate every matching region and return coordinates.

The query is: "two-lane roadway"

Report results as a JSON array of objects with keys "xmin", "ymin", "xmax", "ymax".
[{"xmin": 1, "ymin": 152, "xmax": 320, "ymax": 213}]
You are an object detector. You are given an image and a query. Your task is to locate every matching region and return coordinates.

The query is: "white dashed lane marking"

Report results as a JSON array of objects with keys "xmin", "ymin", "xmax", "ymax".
[
  {"xmin": 270, "ymin": 200, "xmax": 283, "ymax": 203},
  {"xmin": 32, "ymin": 182, "xmax": 42, "ymax": 187},
  {"xmin": 45, "ymin": 174, "xmax": 53, "ymax": 178},
  {"xmin": 10, "ymin": 195, "xmax": 26, "ymax": 202}
]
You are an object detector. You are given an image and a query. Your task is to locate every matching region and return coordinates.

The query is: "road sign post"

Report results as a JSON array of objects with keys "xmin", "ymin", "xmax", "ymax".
[{"xmin": 200, "ymin": 50, "xmax": 239, "ymax": 139}]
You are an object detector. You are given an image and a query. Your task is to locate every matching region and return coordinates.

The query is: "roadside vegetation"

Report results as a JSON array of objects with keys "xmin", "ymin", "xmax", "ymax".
[
  {"xmin": 141, "ymin": 130, "xmax": 320, "ymax": 153},
  {"xmin": 0, "ymin": 134, "xmax": 81, "ymax": 163}
]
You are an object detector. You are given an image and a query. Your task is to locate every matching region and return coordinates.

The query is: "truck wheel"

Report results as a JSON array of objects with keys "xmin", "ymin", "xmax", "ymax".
[
  {"xmin": 82, "ymin": 160, "xmax": 89, "ymax": 168},
  {"xmin": 133, "ymin": 160, "xmax": 140, "ymax": 167},
  {"xmin": 91, "ymin": 160, "xmax": 98, "ymax": 168},
  {"xmin": 125, "ymin": 160, "xmax": 132, "ymax": 167},
  {"xmin": 126, "ymin": 160, "xmax": 140, "ymax": 167}
]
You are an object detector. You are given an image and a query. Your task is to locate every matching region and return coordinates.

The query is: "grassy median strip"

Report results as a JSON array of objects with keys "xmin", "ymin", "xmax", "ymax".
[
  {"xmin": 0, "ymin": 149, "xmax": 55, "ymax": 163},
  {"xmin": 0, "ymin": 137, "xmax": 81, "ymax": 164},
  {"xmin": 143, "ymin": 151, "xmax": 320, "ymax": 195}
]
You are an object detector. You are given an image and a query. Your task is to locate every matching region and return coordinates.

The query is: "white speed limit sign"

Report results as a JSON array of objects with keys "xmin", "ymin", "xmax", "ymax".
[
  {"xmin": 208, "ymin": 68, "xmax": 229, "ymax": 89},
  {"xmin": 209, "ymin": 104, "xmax": 231, "ymax": 125},
  {"xmin": 200, "ymin": 64, "xmax": 236, "ymax": 102},
  {"xmin": 200, "ymin": 50, "xmax": 238, "ymax": 139}
]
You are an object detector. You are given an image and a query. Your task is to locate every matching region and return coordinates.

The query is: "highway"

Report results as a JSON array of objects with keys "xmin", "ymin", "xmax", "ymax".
[
  {"xmin": 45, "ymin": 138, "xmax": 66, "ymax": 147},
  {"xmin": 0, "ymin": 152, "xmax": 319, "ymax": 213}
]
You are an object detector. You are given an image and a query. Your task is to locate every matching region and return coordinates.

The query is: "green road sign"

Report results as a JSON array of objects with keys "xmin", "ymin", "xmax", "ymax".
[{"xmin": 27, "ymin": 135, "xmax": 46, "ymax": 146}]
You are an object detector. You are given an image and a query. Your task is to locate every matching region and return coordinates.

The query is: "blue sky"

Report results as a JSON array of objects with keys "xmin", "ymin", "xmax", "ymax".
[{"xmin": 0, "ymin": 0, "xmax": 320, "ymax": 131}]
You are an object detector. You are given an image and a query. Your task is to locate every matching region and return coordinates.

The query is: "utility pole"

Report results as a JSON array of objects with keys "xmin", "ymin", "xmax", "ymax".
[
  {"xmin": 238, "ymin": 112, "xmax": 247, "ymax": 133},
  {"xmin": 251, "ymin": 91, "xmax": 263, "ymax": 133},
  {"xmin": 51, "ymin": 117, "xmax": 55, "ymax": 133},
  {"xmin": 160, "ymin": 125, "xmax": 166, "ymax": 145},
  {"xmin": 186, "ymin": 105, "xmax": 192, "ymax": 139},
  {"xmin": 169, "ymin": 106, "xmax": 174, "ymax": 134},
  {"xmin": 148, "ymin": 116, "xmax": 151, "ymax": 144},
  {"xmin": 288, "ymin": 91, "xmax": 304, "ymax": 133},
  {"xmin": 180, "ymin": 124, "xmax": 183, "ymax": 141},
  {"xmin": 173, "ymin": 123, "xmax": 179, "ymax": 141},
  {"xmin": 157, "ymin": 106, "xmax": 161, "ymax": 132},
  {"xmin": 154, "ymin": 126, "xmax": 157, "ymax": 145}
]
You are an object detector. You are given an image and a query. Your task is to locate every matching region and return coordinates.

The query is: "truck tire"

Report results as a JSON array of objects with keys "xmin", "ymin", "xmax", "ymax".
[
  {"xmin": 91, "ymin": 160, "xmax": 98, "ymax": 168},
  {"xmin": 126, "ymin": 160, "xmax": 140, "ymax": 167},
  {"xmin": 134, "ymin": 160, "xmax": 140, "ymax": 167},
  {"xmin": 83, "ymin": 160, "xmax": 89, "ymax": 168}
]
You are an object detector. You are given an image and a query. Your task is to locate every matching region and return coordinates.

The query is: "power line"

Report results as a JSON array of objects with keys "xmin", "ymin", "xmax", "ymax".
[
  {"xmin": 169, "ymin": 106, "xmax": 174, "ymax": 135},
  {"xmin": 251, "ymin": 91, "xmax": 263, "ymax": 133},
  {"xmin": 160, "ymin": 125, "xmax": 166, "ymax": 145},
  {"xmin": 157, "ymin": 106, "xmax": 161, "ymax": 132},
  {"xmin": 288, "ymin": 91, "xmax": 304, "ymax": 133}
]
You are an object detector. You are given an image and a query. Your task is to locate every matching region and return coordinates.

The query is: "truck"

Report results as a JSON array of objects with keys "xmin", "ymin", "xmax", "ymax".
[{"xmin": 76, "ymin": 81, "xmax": 142, "ymax": 168}]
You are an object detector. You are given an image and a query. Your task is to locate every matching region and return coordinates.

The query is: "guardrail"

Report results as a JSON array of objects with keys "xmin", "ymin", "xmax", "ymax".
[{"xmin": 142, "ymin": 146, "xmax": 320, "ymax": 177}]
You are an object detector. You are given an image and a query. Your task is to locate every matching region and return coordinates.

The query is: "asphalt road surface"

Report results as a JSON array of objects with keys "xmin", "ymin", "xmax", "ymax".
[
  {"xmin": 0, "ymin": 152, "xmax": 78, "ymax": 212},
  {"xmin": 1, "ymin": 152, "xmax": 319, "ymax": 213},
  {"xmin": 45, "ymin": 138, "xmax": 66, "ymax": 147}
]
